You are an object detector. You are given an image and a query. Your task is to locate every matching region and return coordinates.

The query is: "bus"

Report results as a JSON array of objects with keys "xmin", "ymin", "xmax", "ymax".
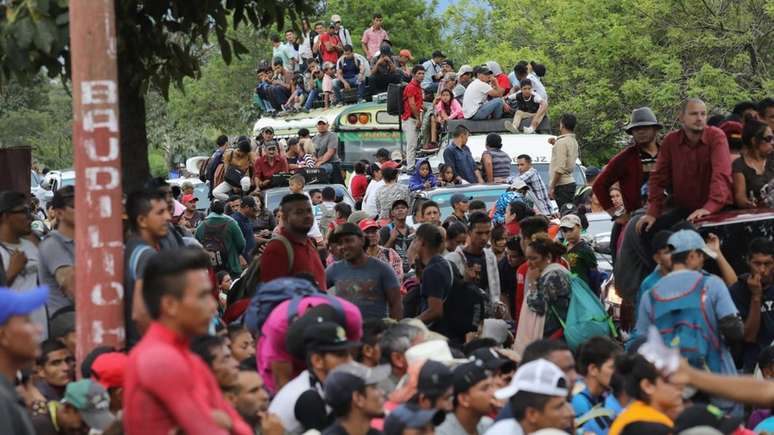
[{"xmin": 252, "ymin": 102, "xmax": 401, "ymax": 172}]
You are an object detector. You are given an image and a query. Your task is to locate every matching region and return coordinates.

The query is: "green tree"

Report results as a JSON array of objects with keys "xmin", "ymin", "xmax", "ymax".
[{"xmin": 0, "ymin": 0, "xmax": 316, "ymax": 191}]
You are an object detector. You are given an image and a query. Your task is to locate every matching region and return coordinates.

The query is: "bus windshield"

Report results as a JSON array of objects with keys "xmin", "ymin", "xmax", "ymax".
[{"xmin": 338, "ymin": 131, "xmax": 401, "ymax": 167}]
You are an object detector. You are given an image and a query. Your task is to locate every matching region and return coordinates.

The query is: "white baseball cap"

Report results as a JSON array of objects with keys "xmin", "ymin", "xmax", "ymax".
[
  {"xmin": 405, "ymin": 340, "xmax": 468, "ymax": 367},
  {"xmin": 331, "ymin": 14, "xmax": 342, "ymax": 22},
  {"xmin": 494, "ymin": 358, "xmax": 568, "ymax": 400}
]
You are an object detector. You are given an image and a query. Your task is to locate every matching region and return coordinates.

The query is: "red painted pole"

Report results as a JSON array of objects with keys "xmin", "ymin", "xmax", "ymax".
[{"xmin": 69, "ymin": 0, "xmax": 125, "ymax": 366}]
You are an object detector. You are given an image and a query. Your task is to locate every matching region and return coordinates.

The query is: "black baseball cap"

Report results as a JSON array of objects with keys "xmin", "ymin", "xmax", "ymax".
[
  {"xmin": 50, "ymin": 186, "xmax": 75, "ymax": 209},
  {"xmin": 391, "ymin": 199, "xmax": 409, "ymax": 210},
  {"xmin": 384, "ymin": 404, "xmax": 445, "ymax": 435},
  {"xmin": 418, "ymin": 360, "xmax": 453, "ymax": 397},
  {"xmin": 674, "ymin": 404, "xmax": 743, "ymax": 435},
  {"xmin": 303, "ymin": 320, "xmax": 360, "ymax": 354},
  {"xmin": 471, "ymin": 348, "xmax": 516, "ymax": 373},
  {"xmin": 286, "ymin": 305, "xmax": 351, "ymax": 360},
  {"xmin": 452, "ymin": 360, "xmax": 490, "ymax": 395}
]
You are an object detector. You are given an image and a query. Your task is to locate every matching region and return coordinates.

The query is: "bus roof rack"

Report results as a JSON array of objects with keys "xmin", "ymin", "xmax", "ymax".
[{"xmin": 447, "ymin": 117, "xmax": 515, "ymax": 134}]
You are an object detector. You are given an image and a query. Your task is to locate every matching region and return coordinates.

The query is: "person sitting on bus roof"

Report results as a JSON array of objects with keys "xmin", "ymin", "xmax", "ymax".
[
  {"xmin": 409, "ymin": 159, "xmax": 438, "ymax": 192},
  {"xmin": 268, "ymin": 58, "xmax": 295, "ymax": 112},
  {"xmin": 334, "ymin": 45, "xmax": 367, "ymax": 104},
  {"xmin": 255, "ymin": 141, "xmax": 289, "ymax": 190},
  {"xmin": 504, "ymin": 79, "xmax": 548, "ymax": 134}
]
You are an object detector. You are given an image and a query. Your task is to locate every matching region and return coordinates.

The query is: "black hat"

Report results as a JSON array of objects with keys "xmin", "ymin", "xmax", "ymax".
[
  {"xmin": 452, "ymin": 360, "xmax": 490, "ymax": 395},
  {"xmin": 384, "ymin": 404, "xmax": 445, "ymax": 435},
  {"xmin": 0, "ymin": 191, "xmax": 27, "ymax": 214},
  {"xmin": 332, "ymin": 222, "xmax": 364, "ymax": 242},
  {"xmin": 286, "ymin": 305, "xmax": 350, "ymax": 360},
  {"xmin": 375, "ymin": 148, "xmax": 390, "ymax": 159},
  {"xmin": 418, "ymin": 360, "xmax": 453, "ymax": 397},
  {"xmin": 470, "ymin": 348, "xmax": 516, "ymax": 373},
  {"xmin": 303, "ymin": 320, "xmax": 360, "ymax": 354},
  {"xmin": 674, "ymin": 404, "xmax": 743, "ymax": 435},
  {"xmin": 474, "ymin": 65, "xmax": 492, "ymax": 75},
  {"xmin": 50, "ymin": 186, "xmax": 75, "ymax": 210}
]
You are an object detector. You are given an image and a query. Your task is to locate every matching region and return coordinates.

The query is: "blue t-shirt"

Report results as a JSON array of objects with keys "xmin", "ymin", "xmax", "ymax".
[
  {"xmin": 326, "ymin": 257, "xmax": 400, "ymax": 320},
  {"xmin": 571, "ymin": 386, "xmax": 613, "ymax": 435},
  {"xmin": 636, "ymin": 267, "xmax": 665, "ymax": 322},
  {"xmin": 755, "ymin": 416, "xmax": 774, "ymax": 433},
  {"xmin": 339, "ymin": 56, "xmax": 359, "ymax": 80}
]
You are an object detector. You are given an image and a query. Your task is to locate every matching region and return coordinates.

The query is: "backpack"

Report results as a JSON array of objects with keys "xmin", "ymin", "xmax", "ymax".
[
  {"xmin": 387, "ymin": 83, "xmax": 407, "ymax": 116},
  {"xmin": 431, "ymin": 261, "xmax": 488, "ymax": 341},
  {"xmin": 201, "ymin": 221, "xmax": 230, "ymax": 271},
  {"xmin": 198, "ymin": 156, "xmax": 211, "ymax": 182},
  {"xmin": 648, "ymin": 273, "xmax": 723, "ymax": 372},
  {"xmin": 552, "ymin": 274, "xmax": 617, "ymax": 352},
  {"xmin": 243, "ymin": 275, "xmax": 344, "ymax": 336}
]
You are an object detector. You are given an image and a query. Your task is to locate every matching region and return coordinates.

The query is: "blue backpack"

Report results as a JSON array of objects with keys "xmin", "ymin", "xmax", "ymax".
[
  {"xmin": 647, "ymin": 274, "xmax": 722, "ymax": 372},
  {"xmin": 552, "ymin": 274, "xmax": 617, "ymax": 351},
  {"xmin": 244, "ymin": 277, "xmax": 344, "ymax": 336}
]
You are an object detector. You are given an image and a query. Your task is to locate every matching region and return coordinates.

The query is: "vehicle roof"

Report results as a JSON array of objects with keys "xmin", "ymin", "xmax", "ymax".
[
  {"xmin": 252, "ymin": 106, "xmax": 348, "ymax": 137},
  {"xmin": 695, "ymin": 208, "xmax": 774, "ymax": 227},
  {"xmin": 416, "ymin": 183, "xmax": 511, "ymax": 197}
]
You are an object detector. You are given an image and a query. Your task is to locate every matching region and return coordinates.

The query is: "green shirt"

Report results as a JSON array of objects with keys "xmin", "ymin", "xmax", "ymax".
[{"xmin": 195, "ymin": 213, "xmax": 246, "ymax": 277}]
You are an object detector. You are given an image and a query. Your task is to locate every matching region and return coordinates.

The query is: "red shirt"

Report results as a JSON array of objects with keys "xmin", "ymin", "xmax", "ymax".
[
  {"xmin": 647, "ymin": 126, "xmax": 732, "ymax": 217},
  {"xmin": 254, "ymin": 155, "xmax": 289, "ymax": 182},
  {"xmin": 592, "ymin": 144, "xmax": 648, "ymax": 213},
  {"xmin": 350, "ymin": 174, "xmax": 368, "ymax": 201},
  {"xmin": 123, "ymin": 322, "xmax": 252, "ymax": 435},
  {"xmin": 402, "ymin": 79, "xmax": 424, "ymax": 121},
  {"xmin": 260, "ymin": 227, "xmax": 327, "ymax": 290},
  {"xmin": 496, "ymin": 74, "xmax": 511, "ymax": 94},
  {"xmin": 319, "ymin": 33, "xmax": 341, "ymax": 64}
]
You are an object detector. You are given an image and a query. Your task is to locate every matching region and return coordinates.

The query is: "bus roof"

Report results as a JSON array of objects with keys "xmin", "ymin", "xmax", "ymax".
[
  {"xmin": 334, "ymin": 102, "xmax": 399, "ymax": 131},
  {"xmin": 252, "ymin": 106, "xmax": 347, "ymax": 137}
]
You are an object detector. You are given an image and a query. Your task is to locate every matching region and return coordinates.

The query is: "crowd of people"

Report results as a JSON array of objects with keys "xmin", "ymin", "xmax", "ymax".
[{"xmin": 2, "ymin": 8, "xmax": 774, "ymax": 434}]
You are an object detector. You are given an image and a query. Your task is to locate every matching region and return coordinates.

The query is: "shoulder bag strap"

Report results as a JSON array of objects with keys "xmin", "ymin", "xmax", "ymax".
[{"xmin": 272, "ymin": 234, "xmax": 295, "ymax": 273}]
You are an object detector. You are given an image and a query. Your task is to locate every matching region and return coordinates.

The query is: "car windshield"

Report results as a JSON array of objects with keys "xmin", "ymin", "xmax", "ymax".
[
  {"xmin": 428, "ymin": 187, "xmax": 507, "ymax": 219},
  {"xmin": 61, "ymin": 177, "xmax": 75, "ymax": 188},
  {"xmin": 510, "ymin": 163, "xmax": 585, "ymax": 186}
]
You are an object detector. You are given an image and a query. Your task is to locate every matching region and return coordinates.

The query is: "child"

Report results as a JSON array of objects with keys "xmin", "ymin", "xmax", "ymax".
[
  {"xmin": 438, "ymin": 163, "xmax": 462, "ymax": 187},
  {"xmin": 559, "ymin": 213, "xmax": 598, "ymax": 289},
  {"xmin": 748, "ymin": 345, "xmax": 774, "ymax": 429},
  {"xmin": 318, "ymin": 186, "xmax": 338, "ymax": 236},
  {"xmin": 321, "ymin": 61, "xmax": 336, "ymax": 108},
  {"xmin": 635, "ymin": 230, "xmax": 673, "ymax": 321},
  {"xmin": 327, "ymin": 202, "xmax": 352, "ymax": 234},
  {"xmin": 572, "ymin": 336, "xmax": 623, "ymax": 435},
  {"xmin": 434, "ymin": 89, "xmax": 463, "ymax": 124},
  {"xmin": 505, "ymin": 78, "xmax": 548, "ymax": 134},
  {"xmin": 408, "ymin": 159, "xmax": 437, "ymax": 192},
  {"xmin": 349, "ymin": 161, "xmax": 369, "ymax": 206}
]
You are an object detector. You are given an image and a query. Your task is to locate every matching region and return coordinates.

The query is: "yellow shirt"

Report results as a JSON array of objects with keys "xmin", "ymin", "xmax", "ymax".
[{"xmin": 608, "ymin": 400, "xmax": 673, "ymax": 435}]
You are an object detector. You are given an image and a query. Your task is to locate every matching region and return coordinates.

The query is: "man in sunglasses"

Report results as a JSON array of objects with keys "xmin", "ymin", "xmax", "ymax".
[{"xmin": 0, "ymin": 190, "xmax": 47, "ymax": 338}]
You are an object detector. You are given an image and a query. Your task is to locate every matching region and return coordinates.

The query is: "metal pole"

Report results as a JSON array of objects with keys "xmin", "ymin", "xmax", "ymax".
[{"xmin": 69, "ymin": 0, "xmax": 125, "ymax": 366}]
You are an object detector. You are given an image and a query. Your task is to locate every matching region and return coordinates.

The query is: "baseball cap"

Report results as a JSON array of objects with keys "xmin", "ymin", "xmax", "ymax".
[
  {"xmin": 375, "ymin": 148, "xmax": 391, "ymax": 159},
  {"xmin": 559, "ymin": 214, "xmax": 581, "ymax": 229},
  {"xmin": 452, "ymin": 360, "xmax": 490, "ymax": 395},
  {"xmin": 384, "ymin": 404, "xmax": 445, "ymax": 435},
  {"xmin": 325, "ymin": 363, "xmax": 391, "ymax": 410},
  {"xmin": 457, "ymin": 65, "xmax": 474, "ymax": 76},
  {"xmin": 651, "ymin": 230, "xmax": 674, "ymax": 252},
  {"xmin": 303, "ymin": 320, "xmax": 361, "ymax": 354},
  {"xmin": 0, "ymin": 286, "xmax": 48, "ymax": 325},
  {"xmin": 286, "ymin": 303, "xmax": 349, "ymax": 360},
  {"xmin": 391, "ymin": 199, "xmax": 409, "ymax": 210},
  {"xmin": 406, "ymin": 340, "xmax": 469, "ymax": 366},
  {"xmin": 331, "ymin": 14, "xmax": 342, "ymax": 22},
  {"xmin": 475, "ymin": 65, "xmax": 492, "ymax": 75},
  {"xmin": 470, "ymin": 347, "xmax": 516, "ymax": 373},
  {"xmin": 494, "ymin": 358, "xmax": 568, "ymax": 400},
  {"xmin": 359, "ymin": 219, "xmax": 379, "ymax": 232},
  {"xmin": 63, "ymin": 379, "xmax": 115, "ymax": 431},
  {"xmin": 91, "ymin": 352, "xmax": 128, "ymax": 389},
  {"xmin": 585, "ymin": 166, "xmax": 601, "ymax": 180},
  {"xmin": 450, "ymin": 193, "xmax": 471, "ymax": 206},
  {"xmin": 674, "ymin": 404, "xmax": 743, "ymax": 435},
  {"xmin": 180, "ymin": 194, "xmax": 198, "ymax": 205},
  {"xmin": 317, "ymin": 118, "xmax": 329, "ymax": 125},
  {"xmin": 381, "ymin": 161, "xmax": 399, "ymax": 169},
  {"xmin": 0, "ymin": 191, "xmax": 27, "ymax": 214},
  {"xmin": 667, "ymin": 229, "xmax": 717, "ymax": 259},
  {"xmin": 418, "ymin": 360, "xmax": 453, "ymax": 397},
  {"xmin": 50, "ymin": 186, "xmax": 75, "ymax": 209},
  {"xmin": 328, "ymin": 21, "xmax": 337, "ymax": 28},
  {"xmin": 332, "ymin": 222, "xmax": 364, "ymax": 242},
  {"xmin": 264, "ymin": 140, "xmax": 279, "ymax": 150},
  {"xmin": 399, "ymin": 49, "xmax": 414, "ymax": 60},
  {"xmin": 331, "ymin": 361, "xmax": 391, "ymax": 385},
  {"xmin": 260, "ymin": 126, "xmax": 274, "ymax": 134}
]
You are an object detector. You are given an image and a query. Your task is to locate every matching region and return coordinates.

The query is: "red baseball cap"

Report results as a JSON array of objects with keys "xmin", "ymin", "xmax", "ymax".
[
  {"xmin": 181, "ymin": 194, "xmax": 198, "ymax": 205},
  {"xmin": 91, "ymin": 352, "xmax": 128, "ymax": 389},
  {"xmin": 381, "ymin": 161, "xmax": 399, "ymax": 169},
  {"xmin": 358, "ymin": 219, "xmax": 380, "ymax": 232}
]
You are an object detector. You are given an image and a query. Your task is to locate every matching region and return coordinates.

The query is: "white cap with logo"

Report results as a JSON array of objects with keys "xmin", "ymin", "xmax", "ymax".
[{"xmin": 494, "ymin": 358, "xmax": 568, "ymax": 400}]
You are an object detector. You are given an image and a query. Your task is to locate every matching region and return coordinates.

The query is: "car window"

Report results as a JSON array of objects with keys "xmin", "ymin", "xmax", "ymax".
[{"xmin": 429, "ymin": 187, "xmax": 506, "ymax": 218}]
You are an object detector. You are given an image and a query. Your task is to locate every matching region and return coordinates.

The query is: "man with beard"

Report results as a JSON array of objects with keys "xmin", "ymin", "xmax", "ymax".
[
  {"xmin": 638, "ymin": 98, "xmax": 733, "ymax": 231},
  {"xmin": 225, "ymin": 369, "xmax": 284, "ymax": 435},
  {"xmin": 323, "ymin": 362, "xmax": 390, "ymax": 435},
  {"xmin": 326, "ymin": 223, "xmax": 402, "ymax": 321},
  {"xmin": 592, "ymin": 107, "xmax": 662, "ymax": 257},
  {"xmin": 260, "ymin": 193, "xmax": 327, "ymax": 290}
]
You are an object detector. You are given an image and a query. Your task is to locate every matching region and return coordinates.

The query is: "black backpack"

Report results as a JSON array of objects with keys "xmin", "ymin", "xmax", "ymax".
[
  {"xmin": 432, "ymin": 261, "xmax": 488, "ymax": 341},
  {"xmin": 201, "ymin": 221, "xmax": 229, "ymax": 271},
  {"xmin": 387, "ymin": 83, "xmax": 406, "ymax": 116}
]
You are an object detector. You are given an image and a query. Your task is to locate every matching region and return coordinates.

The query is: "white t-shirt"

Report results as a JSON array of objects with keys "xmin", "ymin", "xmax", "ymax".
[
  {"xmin": 363, "ymin": 179, "xmax": 386, "ymax": 218},
  {"xmin": 267, "ymin": 370, "xmax": 327, "ymax": 435},
  {"xmin": 0, "ymin": 239, "xmax": 48, "ymax": 339},
  {"xmin": 462, "ymin": 79, "xmax": 494, "ymax": 119}
]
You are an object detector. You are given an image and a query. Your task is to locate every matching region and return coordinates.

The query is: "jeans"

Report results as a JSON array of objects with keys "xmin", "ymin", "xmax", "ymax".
[
  {"xmin": 320, "ymin": 162, "xmax": 344, "ymax": 185},
  {"xmin": 268, "ymin": 85, "xmax": 291, "ymax": 110},
  {"xmin": 471, "ymin": 98, "xmax": 504, "ymax": 120},
  {"xmin": 305, "ymin": 89, "xmax": 320, "ymax": 110},
  {"xmin": 333, "ymin": 77, "xmax": 365, "ymax": 102},
  {"xmin": 403, "ymin": 118, "xmax": 420, "ymax": 170}
]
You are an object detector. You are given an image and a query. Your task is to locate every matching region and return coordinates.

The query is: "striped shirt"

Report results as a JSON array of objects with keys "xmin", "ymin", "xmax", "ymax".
[
  {"xmin": 518, "ymin": 167, "xmax": 552, "ymax": 215},
  {"xmin": 483, "ymin": 149, "xmax": 512, "ymax": 182}
]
